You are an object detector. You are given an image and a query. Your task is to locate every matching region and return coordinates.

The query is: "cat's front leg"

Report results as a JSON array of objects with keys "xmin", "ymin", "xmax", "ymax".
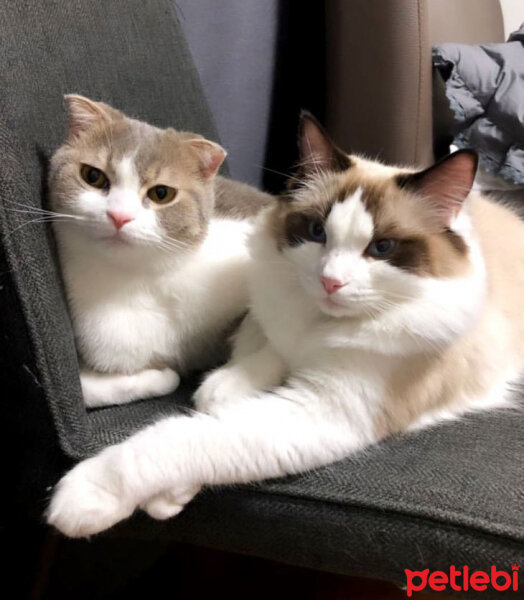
[
  {"xmin": 193, "ymin": 344, "xmax": 286, "ymax": 413},
  {"xmin": 48, "ymin": 381, "xmax": 369, "ymax": 537},
  {"xmin": 194, "ymin": 310, "xmax": 285, "ymax": 413},
  {"xmin": 81, "ymin": 367, "xmax": 180, "ymax": 407}
]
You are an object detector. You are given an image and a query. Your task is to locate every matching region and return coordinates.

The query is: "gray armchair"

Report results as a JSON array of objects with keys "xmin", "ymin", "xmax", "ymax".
[{"xmin": 0, "ymin": 1, "xmax": 521, "ymax": 597}]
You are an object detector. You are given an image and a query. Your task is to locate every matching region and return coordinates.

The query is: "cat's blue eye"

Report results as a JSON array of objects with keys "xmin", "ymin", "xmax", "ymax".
[
  {"xmin": 366, "ymin": 238, "xmax": 396, "ymax": 258},
  {"xmin": 307, "ymin": 220, "xmax": 326, "ymax": 244}
]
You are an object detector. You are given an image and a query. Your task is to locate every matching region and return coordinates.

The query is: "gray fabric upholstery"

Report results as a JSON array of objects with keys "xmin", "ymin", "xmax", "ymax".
[
  {"xmin": 0, "ymin": 0, "xmax": 522, "ymax": 590},
  {"xmin": 113, "ymin": 489, "xmax": 524, "ymax": 599}
]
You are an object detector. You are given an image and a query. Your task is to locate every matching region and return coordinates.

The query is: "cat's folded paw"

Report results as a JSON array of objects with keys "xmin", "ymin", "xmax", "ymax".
[
  {"xmin": 193, "ymin": 366, "xmax": 258, "ymax": 413},
  {"xmin": 140, "ymin": 485, "xmax": 201, "ymax": 520},
  {"xmin": 143, "ymin": 367, "xmax": 181, "ymax": 397},
  {"xmin": 47, "ymin": 456, "xmax": 135, "ymax": 538},
  {"xmin": 81, "ymin": 367, "xmax": 181, "ymax": 408}
]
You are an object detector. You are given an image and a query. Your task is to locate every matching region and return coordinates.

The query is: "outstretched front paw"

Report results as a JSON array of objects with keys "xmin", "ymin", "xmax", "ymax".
[{"xmin": 47, "ymin": 454, "xmax": 135, "ymax": 538}]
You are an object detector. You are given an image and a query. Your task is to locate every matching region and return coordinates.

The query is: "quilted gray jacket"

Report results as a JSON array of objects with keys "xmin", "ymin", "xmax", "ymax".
[{"xmin": 433, "ymin": 25, "xmax": 524, "ymax": 185}]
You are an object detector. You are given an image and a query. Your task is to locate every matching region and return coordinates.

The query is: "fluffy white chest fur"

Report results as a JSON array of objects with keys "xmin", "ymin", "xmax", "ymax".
[
  {"xmin": 59, "ymin": 218, "xmax": 252, "ymax": 374},
  {"xmin": 56, "ymin": 217, "xmax": 253, "ymax": 406}
]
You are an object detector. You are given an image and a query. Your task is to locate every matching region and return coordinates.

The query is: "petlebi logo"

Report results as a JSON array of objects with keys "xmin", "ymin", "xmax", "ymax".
[{"xmin": 404, "ymin": 564, "xmax": 519, "ymax": 596}]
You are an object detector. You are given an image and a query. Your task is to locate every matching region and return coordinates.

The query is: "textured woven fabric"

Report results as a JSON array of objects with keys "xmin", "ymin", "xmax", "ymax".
[
  {"xmin": 0, "ymin": 0, "xmax": 522, "ymax": 587},
  {"xmin": 111, "ymin": 489, "xmax": 524, "ymax": 599}
]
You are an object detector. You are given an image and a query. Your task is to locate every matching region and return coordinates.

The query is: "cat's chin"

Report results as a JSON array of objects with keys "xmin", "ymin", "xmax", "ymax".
[
  {"xmin": 95, "ymin": 230, "xmax": 156, "ymax": 252},
  {"xmin": 89, "ymin": 236, "xmax": 146, "ymax": 259},
  {"xmin": 62, "ymin": 223, "xmax": 138, "ymax": 248},
  {"xmin": 100, "ymin": 233, "xmax": 137, "ymax": 248},
  {"xmin": 317, "ymin": 296, "xmax": 364, "ymax": 319},
  {"xmin": 87, "ymin": 231, "xmax": 168, "ymax": 262}
]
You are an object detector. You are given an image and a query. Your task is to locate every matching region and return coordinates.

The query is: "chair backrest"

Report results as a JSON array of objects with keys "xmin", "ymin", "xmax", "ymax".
[{"xmin": 0, "ymin": 0, "xmax": 218, "ymax": 476}]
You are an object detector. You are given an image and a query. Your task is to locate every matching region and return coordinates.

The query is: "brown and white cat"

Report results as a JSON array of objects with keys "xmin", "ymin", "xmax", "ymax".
[
  {"xmin": 47, "ymin": 113, "xmax": 524, "ymax": 537},
  {"xmin": 49, "ymin": 95, "xmax": 272, "ymax": 407}
]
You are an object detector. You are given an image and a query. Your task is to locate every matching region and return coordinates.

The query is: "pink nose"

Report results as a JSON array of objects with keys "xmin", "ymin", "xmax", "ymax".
[
  {"xmin": 321, "ymin": 276, "xmax": 345, "ymax": 295},
  {"xmin": 107, "ymin": 211, "xmax": 135, "ymax": 230}
]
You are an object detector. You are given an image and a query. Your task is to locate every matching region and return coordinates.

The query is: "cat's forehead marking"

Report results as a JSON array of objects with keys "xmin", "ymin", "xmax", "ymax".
[
  {"xmin": 271, "ymin": 159, "xmax": 471, "ymax": 278},
  {"xmin": 115, "ymin": 155, "xmax": 140, "ymax": 190},
  {"xmin": 326, "ymin": 187, "xmax": 374, "ymax": 249}
]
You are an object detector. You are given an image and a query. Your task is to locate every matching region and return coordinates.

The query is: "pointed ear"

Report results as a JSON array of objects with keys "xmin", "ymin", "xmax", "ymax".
[
  {"xmin": 186, "ymin": 138, "xmax": 227, "ymax": 180},
  {"xmin": 397, "ymin": 149, "xmax": 478, "ymax": 225},
  {"xmin": 64, "ymin": 94, "xmax": 117, "ymax": 139},
  {"xmin": 297, "ymin": 111, "xmax": 351, "ymax": 176}
]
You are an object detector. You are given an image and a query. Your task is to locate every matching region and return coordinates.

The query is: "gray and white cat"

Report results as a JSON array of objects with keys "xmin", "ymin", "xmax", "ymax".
[
  {"xmin": 49, "ymin": 95, "xmax": 271, "ymax": 407},
  {"xmin": 47, "ymin": 113, "xmax": 524, "ymax": 537}
]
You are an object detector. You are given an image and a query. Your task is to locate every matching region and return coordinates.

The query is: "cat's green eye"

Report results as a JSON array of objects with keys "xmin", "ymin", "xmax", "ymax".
[
  {"xmin": 80, "ymin": 164, "xmax": 109, "ymax": 190},
  {"xmin": 147, "ymin": 185, "xmax": 177, "ymax": 205}
]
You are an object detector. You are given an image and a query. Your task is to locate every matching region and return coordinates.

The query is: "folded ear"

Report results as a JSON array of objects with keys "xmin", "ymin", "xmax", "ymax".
[
  {"xmin": 186, "ymin": 138, "xmax": 227, "ymax": 180},
  {"xmin": 397, "ymin": 149, "xmax": 478, "ymax": 225},
  {"xmin": 297, "ymin": 111, "xmax": 351, "ymax": 176},
  {"xmin": 64, "ymin": 95, "xmax": 117, "ymax": 139}
]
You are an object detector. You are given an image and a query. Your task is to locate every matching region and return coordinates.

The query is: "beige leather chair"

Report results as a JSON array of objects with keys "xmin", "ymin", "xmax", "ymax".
[{"xmin": 325, "ymin": 0, "xmax": 505, "ymax": 167}]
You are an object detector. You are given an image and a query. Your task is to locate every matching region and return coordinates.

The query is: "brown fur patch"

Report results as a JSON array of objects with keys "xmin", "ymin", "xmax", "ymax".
[
  {"xmin": 271, "ymin": 155, "xmax": 470, "ymax": 277},
  {"xmin": 268, "ymin": 200, "xmax": 329, "ymax": 251}
]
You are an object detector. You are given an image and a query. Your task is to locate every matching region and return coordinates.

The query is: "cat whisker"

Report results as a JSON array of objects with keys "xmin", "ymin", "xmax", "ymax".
[
  {"xmin": 3, "ymin": 202, "xmax": 87, "ymax": 222},
  {"xmin": 4, "ymin": 200, "xmax": 67, "ymax": 214},
  {"xmin": 4, "ymin": 200, "xmax": 53, "ymax": 212},
  {"xmin": 162, "ymin": 236, "xmax": 190, "ymax": 248},
  {"xmin": 5, "ymin": 216, "xmax": 76, "ymax": 238},
  {"xmin": 252, "ymin": 164, "xmax": 302, "ymax": 185},
  {"xmin": 378, "ymin": 290, "xmax": 416, "ymax": 302},
  {"xmin": 157, "ymin": 238, "xmax": 190, "ymax": 252},
  {"xmin": 6, "ymin": 208, "xmax": 84, "ymax": 221}
]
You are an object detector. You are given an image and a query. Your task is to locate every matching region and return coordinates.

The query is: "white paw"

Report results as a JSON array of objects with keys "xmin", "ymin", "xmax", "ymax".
[
  {"xmin": 47, "ymin": 453, "xmax": 135, "ymax": 538},
  {"xmin": 142, "ymin": 367, "xmax": 180, "ymax": 397},
  {"xmin": 140, "ymin": 485, "xmax": 200, "ymax": 520},
  {"xmin": 82, "ymin": 367, "xmax": 180, "ymax": 408},
  {"xmin": 193, "ymin": 366, "xmax": 258, "ymax": 413}
]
